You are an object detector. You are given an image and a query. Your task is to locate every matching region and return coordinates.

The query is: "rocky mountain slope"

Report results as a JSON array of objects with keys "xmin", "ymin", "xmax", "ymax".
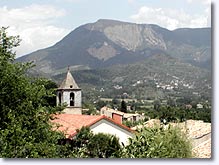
[{"xmin": 16, "ymin": 19, "xmax": 211, "ymax": 75}]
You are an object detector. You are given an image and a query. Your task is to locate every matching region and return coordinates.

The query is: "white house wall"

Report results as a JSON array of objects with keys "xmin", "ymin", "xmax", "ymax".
[
  {"xmin": 101, "ymin": 109, "xmax": 113, "ymax": 118},
  {"xmin": 90, "ymin": 119, "xmax": 134, "ymax": 146}
]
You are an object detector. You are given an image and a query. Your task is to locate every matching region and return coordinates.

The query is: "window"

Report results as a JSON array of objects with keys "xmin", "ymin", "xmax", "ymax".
[
  {"xmin": 70, "ymin": 85, "xmax": 73, "ymax": 88},
  {"xmin": 70, "ymin": 92, "xmax": 75, "ymax": 106}
]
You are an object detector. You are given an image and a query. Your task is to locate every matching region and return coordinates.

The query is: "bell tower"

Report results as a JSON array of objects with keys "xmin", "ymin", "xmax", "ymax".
[{"xmin": 56, "ymin": 67, "xmax": 82, "ymax": 114}]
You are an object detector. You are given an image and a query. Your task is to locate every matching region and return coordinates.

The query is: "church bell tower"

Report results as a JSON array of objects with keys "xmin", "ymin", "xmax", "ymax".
[{"xmin": 56, "ymin": 68, "xmax": 82, "ymax": 114}]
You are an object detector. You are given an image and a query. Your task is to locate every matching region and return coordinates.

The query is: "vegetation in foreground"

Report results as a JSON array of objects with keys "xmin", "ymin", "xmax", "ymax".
[{"xmin": 120, "ymin": 125, "xmax": 192, "ymax": 158}]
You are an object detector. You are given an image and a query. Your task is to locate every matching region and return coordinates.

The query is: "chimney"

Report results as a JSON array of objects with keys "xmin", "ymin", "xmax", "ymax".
[{"xmin": 112, "ymin": 113, "xmax": 122, "ymax": 124}]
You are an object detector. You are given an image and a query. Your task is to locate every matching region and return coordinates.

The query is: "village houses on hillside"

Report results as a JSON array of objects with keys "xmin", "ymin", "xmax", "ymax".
[{"xmin": 100, "ymin": 106, "xmax": 145, "ymax": 123}]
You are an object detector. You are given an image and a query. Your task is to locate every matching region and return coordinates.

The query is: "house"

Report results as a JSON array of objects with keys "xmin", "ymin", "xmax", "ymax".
[
  {"xmin": 123, "ymin": 113, "xmax": 144, "ymax": 122},
  {"xmin": 197, "ymin": 103, "xmax": 203, "ymax": 109},
  {"xmin": 100, "ymin": 106, "xmax": 145, "ymax": 123},
  {"xmin": 51, "ymin": 114, "xmax": 134, "ymax": 145},
  {"xmin": 185, "ymin": 104, "xmax": 193, "ymax": 109},
  {"xmin": 56, "ymin": 68, "xmax": 82, "ymax": 114}
]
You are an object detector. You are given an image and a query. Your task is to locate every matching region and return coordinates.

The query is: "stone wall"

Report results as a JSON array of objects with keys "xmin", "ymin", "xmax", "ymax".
[
  {"xmin": 63, "ymin": 107, "xmax": 82, "ymax": 115},
  {"xmin": 58, "ymin": 90, "xmax": 81, "ymax": 107}
]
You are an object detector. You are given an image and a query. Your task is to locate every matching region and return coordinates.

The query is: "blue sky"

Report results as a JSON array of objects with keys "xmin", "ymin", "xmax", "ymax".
[{"xmin": 0, "ymin": 0, "xmax": 211, "ymax": 57}]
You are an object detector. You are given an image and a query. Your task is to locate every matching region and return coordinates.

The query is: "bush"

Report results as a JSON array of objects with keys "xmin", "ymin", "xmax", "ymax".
[
  {"xmin": 71, "ymin": 127, "xmax": 121, "ymax": 158},
  {"xmin": 87, "ymin": 133, "xmax": 121, "ymax": 158},
  {"xmin": 120, "ymin": 125, "xmax": 192, "ymax": 158}
]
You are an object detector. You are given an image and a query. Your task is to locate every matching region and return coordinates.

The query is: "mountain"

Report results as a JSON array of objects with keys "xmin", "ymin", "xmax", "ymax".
[
  {"xmin": 16, "ymin": 19, "xmax": 211, "ymax": 102},
  {"xmin": 16, "ymin": 19, "xmax": 211, "ymax": 75}
]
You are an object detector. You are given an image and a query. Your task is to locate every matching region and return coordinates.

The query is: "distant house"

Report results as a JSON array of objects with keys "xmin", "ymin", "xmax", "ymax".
[
  {"xmin": 100, "ymin": 106, "xmax": 145, "ymax": 123},
  {"xmin": 51, "ymin": 114, "xmax": 134, "ymax": 145},
  {"xmin": 185, "ymin": 104, "xmax": 193, "ymax": 110},
  {"xmin": 197, "ymin": 104, "xmax": 203, "ymax": 109}
]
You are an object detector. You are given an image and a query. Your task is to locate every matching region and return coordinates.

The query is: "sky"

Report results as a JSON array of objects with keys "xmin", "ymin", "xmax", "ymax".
[{"xmin": 0, "ymin": 0, "xmax": 211, "ymax": 58}]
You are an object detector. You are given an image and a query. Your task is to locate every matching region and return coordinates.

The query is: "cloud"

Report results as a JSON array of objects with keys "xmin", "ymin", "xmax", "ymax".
[
  {"xmin": 187, "ymin": 0, "xmax": 211, "ymax": 26},
  {"xmin": 130, "ymin": 6, "xmax": 210, "ymax": 30},
  {"xmin": 0, "ymin": 4, "xmax": 70, "ymax": 58},
  {"xmin": 187, "ymin": 0, "xmax": 211, "ymax": 5}
]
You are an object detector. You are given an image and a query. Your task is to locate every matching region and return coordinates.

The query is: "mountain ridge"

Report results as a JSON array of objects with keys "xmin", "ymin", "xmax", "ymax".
[
  {"xmin": 15, "ymin": 19, "xmax": 211, "ymax": 102},
  {"xmin": 16, "ymin": 19, "xmax": 211, "ymax": 75}
]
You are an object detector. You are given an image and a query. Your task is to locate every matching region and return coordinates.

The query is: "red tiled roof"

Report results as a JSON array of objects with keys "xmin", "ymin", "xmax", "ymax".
[{"xmin": 51, "ymin": 114, "xmax": 134, "ymax": 138}]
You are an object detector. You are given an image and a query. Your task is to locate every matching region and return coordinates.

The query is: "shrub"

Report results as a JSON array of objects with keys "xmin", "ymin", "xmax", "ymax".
[
  {"xmin": 71, "ymin": 127, "xmax": 121, "ymax": 158},
  {"xmin": 87, "ymin": 133, "xmax": 121, "ymax": 158},
  {"xmin": 120, "ymin": 125, "xmax": 192, "ymax": 158}
]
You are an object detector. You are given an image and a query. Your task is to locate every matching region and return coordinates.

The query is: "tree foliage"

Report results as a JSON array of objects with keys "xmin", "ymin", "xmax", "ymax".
[
  {"xmin": 87, "ymin": 133, "xmax": 121, "ymax": 158},
  {"xmin": 141, "ymin": 105, "xmax": 211, "ymax": 123},
  {"xmin": 64, "ymin": 127, "xmax": 121, "ymax": 158},
  {"xmin": 0, "ymin": 27, "xmax": 65, "ymax": 158},
  {"xmin": 153, "ymin": 99, "xmax": 161, "ymax": 110},
  {"xmin": 34, "ymin": 78, "xmax": 58, "ymax": 107},
  {"xmin": 120, "ymin": 100, "xmax": 127, "ymax": 113},
  {"xmin": 120, "ymin": 125, "xmax": 192, "ymax": 158}
]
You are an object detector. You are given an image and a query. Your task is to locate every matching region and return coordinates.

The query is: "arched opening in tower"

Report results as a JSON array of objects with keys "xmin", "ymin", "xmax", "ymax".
[
  {"xmin": 58, "ymin": 92, "xmax": 62, "ymax": 104},
  {"xmin": 70, "ymin": 92, "xmax": 75, "ymax": 106}
]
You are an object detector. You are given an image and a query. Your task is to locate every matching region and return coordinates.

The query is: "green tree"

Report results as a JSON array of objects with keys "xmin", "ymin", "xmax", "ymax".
[
  {"xmin": 87, "ymin": 133, "xmax": 121, "ymax": 158},
  {"xmin": 82, "ymin": 102, "xmax": 97, "ymax": 115},
  {"xmin": 73, "ymin": 126, "xmax": 93, "ymax": 149},
  {"xmin": 167, "ymin": 98, "xmax": 176, "ymax": 107},
  {"xmin": 120, "ymin": 100, "xmax": 127, "ymax": 113},
  {"xmin": 34, "ymin": 78, "xmax": 58, "ymax": 107},
  {"xmin": 120, "ymin": 125, "xmax": 192, "ymax": 158},
  {"xmin": 71, "ymin": 127, "xmax": 121, "ymax": 158},
  {"xmin": 0, "ymin": 27, "xmax": 66, "ymax": 158},
  {"xmin": 111, "ymin": 97, "xmax": 120, "ymax": 109},
  {"xmin": 95, "ymin": 100, "xmax": 106, "ymax": 110},
  {"xmin": 159, "ymin": 106, "xmax": 178, "ymax": 123},
  {"xmin": 153, "ymin": 99, "xmax": 161, "ymax": 110}
]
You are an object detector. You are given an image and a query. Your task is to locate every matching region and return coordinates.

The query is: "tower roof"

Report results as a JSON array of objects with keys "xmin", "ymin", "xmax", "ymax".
[{"xmin": 58, "ymin": 69, "xmax": 80, "ymax": 90}]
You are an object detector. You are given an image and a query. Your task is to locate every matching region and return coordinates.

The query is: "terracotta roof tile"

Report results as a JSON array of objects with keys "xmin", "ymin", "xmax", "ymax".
[{"xmin": 51, "ymin": 114, "xmax": 134, "ymax": 138}]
